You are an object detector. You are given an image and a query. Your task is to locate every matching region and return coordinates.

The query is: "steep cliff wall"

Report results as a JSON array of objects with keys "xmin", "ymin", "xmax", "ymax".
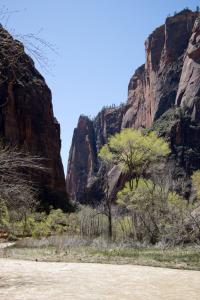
[
  {"xmin": 0, "ymin": 26, "xmax": 69, "ymax": 210},
  {"xmin": 66, "ymin": 115, "xmax": 98, "ymax": 202},
  {"xmin": 67, "ymin": 9, "xmax": 200, "ymax": 203},
  {"xmin": 123, "ymin": 10, "xmax": 197, "ymax": 129},
  {"xmin": 66, "ymin": 107, "xmax": 125, "ymax": 202}
]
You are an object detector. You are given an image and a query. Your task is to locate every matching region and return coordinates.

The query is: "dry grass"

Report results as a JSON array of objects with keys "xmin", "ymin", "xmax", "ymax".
[{"xmin": 1, "ymin": 235, "xmax": 200, "ymax": 270}]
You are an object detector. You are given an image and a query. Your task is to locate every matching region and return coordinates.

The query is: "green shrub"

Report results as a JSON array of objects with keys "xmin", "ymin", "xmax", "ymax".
[{"xmin": 149, "ymin": 107, "xmax": 181, "ymax": 135}]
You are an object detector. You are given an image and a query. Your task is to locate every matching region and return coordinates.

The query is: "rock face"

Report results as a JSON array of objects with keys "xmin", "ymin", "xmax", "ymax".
[
  {"xmin": 0, "ymin": 26, "xmax": 69, "ymax": 210},
  {"xmin": 67, "ymin": 9, "xmax": 200, "ymax": 203},
  {"xmin": 123, "ymin": 10, "xmax": 197, "ymax": 129},
  {"xmin": 67, "ymin": 115, "xmax": 98, "ymax": 202},
  {"xmin": 66, "ymin": 107, "xmax": 125, "ymax": 202},
  {"xmin": 176, "ymin": 17, "xmax": 200, "ymax": 120}
]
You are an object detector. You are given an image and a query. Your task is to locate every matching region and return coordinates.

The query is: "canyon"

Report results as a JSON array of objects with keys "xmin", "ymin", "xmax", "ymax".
[{"xmin": 1, "ymin": 8, "xmax": 200, "ymax": 210}]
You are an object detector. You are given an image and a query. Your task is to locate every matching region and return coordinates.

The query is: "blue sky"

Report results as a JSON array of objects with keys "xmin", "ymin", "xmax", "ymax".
[{"xmin": 2, "ymin": 0, "xmax": 200, "ymax": 173}]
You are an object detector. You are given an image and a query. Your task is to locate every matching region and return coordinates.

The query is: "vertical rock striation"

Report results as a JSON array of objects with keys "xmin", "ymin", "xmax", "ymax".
[
  {"xmin": 0, "ymin": 26, "xmax": 69, "ymax": 210},
  {"xmin": 123, "ymin": 9, "xmax": 197, "ymax": 129},
  {"xmin": 67, "ymin": 9, "xmax": 200, "ymax": 203},
  {"xmin": 66, "ymin": 115, "xmax": 98, "ymax": 202}
]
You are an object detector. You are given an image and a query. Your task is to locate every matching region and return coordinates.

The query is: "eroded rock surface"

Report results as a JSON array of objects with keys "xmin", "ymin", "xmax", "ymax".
[
  {"xmin": 0, "ymin": 26, "xmax": 69, "ymax": 210},
  {"xmin": 67, "ymin": 9, "xmax": 200, "ymax": 203}
]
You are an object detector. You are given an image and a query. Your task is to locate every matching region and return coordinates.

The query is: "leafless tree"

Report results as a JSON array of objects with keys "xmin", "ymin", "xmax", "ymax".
[
  {"xmin": 0, "ymin": 142, "xmax": 48, "ymax": 232},
  {"xmin": 0, "ymin": 143, "xmax": 47, "ymax": 182},
  {"xmin": 0, "ymin": 6, "xmax": 58, "ymax": 72}
]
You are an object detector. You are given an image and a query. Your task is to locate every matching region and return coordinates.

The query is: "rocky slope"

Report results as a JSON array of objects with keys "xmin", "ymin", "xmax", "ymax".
[
  {"xmin": 0, "ymin": 25, "xmax": 69, "ymax": 210},
  {"xmin": 67, "ymin": 9, "xmax": 200, "ymax": 203}
]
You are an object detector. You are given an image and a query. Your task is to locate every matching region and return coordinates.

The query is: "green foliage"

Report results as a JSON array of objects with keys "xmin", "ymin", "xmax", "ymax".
[
  {"xmin": 192, "ymin": 170, "xmax": 200, "ymax": 200},
  {"xmin": 98, "ymin": 128, "xmax": 170, "ymax": 241},
  {"xmin": 4, "ymin": 207, "xmax": 110, "ymax": 239},
  {"xmin": 117, "ymin": 179, "xmax": 186, "ymax": 210},
  {"xmin": 0, "ymin": 200, "xmax": 9, "ymax": 229},
  {"xmin": 117, "ymin": 179, "xmax": 188, "ymax": 244},
  {"xmin": 98, "ymin": 144, "xmax": 113, "ymax": 163},
  {"xmin": 32, "ymin": 209, "xmax": 71, "ymax": 237},
  {"xmin": 99, "ymin": 129, "xmax": 169, "ymax": 168},
  {"xmin": 3, "ymin": 200, "xmax": 200, "ymax": 246},
  {"xmin": 149, "ymin": 107, "xmax": 180, "ymax": 135},
  {"xmin": 115, "ymin": 215, "xmax": 133, "ymax": 240},
  {"xmin": 2, "ymin": 209, "xmax": 70, "ymax": 238},
  {"xmin": 31, "ymin": 222, "xmax": 51, "ymax": 238},
  {"xmin": 99, "ymin": 128, "xmax": 170, "ymax": 189}
]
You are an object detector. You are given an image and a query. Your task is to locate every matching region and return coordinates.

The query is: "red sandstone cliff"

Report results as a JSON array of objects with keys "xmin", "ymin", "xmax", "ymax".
[
  {"xmin": 67, "ymin": 9, "xmax": 200, "ymax": 203},
  {"xmin": 0, "ymin": 25, "xmax": 69, "ymax": 210},
  {"xmin": 123, "ymin": 10, "xmax": 198, "ymax": 129}
]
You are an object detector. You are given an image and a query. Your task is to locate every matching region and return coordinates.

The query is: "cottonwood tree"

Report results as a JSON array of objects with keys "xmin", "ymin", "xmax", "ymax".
[
  {"xmin": 99, "ymin": 129, "xmax": 170, "ymax": 190},
  {"xmin": 98, "ymin": 129, "xmax": 170, "ymax": 240}
]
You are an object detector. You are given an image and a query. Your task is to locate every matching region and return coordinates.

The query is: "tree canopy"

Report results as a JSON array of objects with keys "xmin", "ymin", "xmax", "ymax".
[{"xmin": 99, "ymin": 128, "xmax": 170, "ymax": 189}]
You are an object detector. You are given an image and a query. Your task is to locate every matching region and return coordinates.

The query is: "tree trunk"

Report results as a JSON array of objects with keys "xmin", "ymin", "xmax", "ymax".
[{"xmin": 108, "ymin": 207, "xmax": 112, "ymax": 241}]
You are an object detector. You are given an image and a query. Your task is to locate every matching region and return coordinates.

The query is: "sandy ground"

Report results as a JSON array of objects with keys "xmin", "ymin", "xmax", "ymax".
[
  {"xmin": 0, "ymin": 242, "xmax": 15, "ymax": 249},
  {"xmin": 0, "ymin": 259, "xmax": 200, "ymax": 300}
]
